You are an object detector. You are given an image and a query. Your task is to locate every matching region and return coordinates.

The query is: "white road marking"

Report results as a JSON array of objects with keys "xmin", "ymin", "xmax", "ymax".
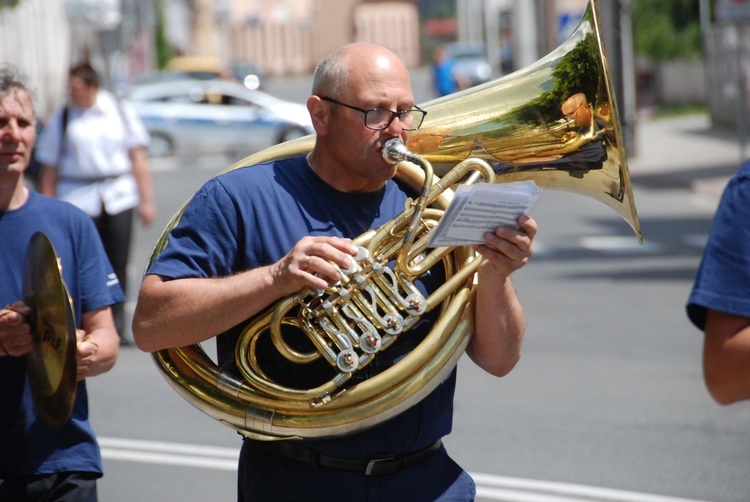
[
  {"xmin": 472, "ymin": 473, "xmax": 708, "ymax": 502},
  {"xmin": 579, "ymin": 236, "xmax": 661, "ymax": 254},
  {"xmin": 682, "ymin": 234, "xmax": 708, "ymax": 249},
  {"xmin": 99, "ymin": 437, "xmax": 237, "ymax": 471},
  {"xmin": 99, "ymin": 437, "xmax": 709, "ymax": 502}
]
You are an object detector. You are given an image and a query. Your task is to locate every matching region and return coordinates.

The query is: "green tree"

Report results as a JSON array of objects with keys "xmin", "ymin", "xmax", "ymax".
[
  {"xmin": 0, "ymin": 0, "xmax": 21, "ymax": 9},
  {"xmin": 513, "ymin": 33, "xmax": 602, "ymax": 125},
  {"xmin": 633, "ymin": 0, "xmax": 702, "ymax": 60},
  {"xmin": 154, "ymin": 0, "xmax": 172, "ymax": 70}
]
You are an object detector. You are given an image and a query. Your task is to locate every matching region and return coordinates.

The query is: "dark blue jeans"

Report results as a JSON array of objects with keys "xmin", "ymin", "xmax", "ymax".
[{"xmin": 237, "ymin": 440, "xmax": 476, "ymax": 502}]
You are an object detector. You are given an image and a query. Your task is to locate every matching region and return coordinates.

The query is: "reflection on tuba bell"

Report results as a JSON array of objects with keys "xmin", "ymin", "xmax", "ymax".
[{"xmin": 147, "ymin": 0, "xmax": 640, "ymax": 441}]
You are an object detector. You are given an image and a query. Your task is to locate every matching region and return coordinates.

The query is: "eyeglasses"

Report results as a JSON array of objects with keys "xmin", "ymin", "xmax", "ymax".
[
  {"xmin": 320, "ymin": 97, "xmax": 427, "ymax": 131},
  {"xmin": 563, "ymin": 101, "xmax": 585, "ymax": 118}
]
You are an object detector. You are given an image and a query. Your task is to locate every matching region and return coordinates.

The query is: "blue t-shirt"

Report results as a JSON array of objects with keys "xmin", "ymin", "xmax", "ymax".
[
  {"xmin": 687, "ymin": 160, "xmax": 750, "ymax": 329},
  {"xmin": 0, "ymin": 190, "xmax": 124, "ymax": 476},
  {"xmin": 149, "ymin": 155, "xmax": 456, "ymax": 458}
]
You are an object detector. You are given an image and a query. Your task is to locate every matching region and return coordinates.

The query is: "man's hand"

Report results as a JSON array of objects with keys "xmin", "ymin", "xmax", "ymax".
[
  {"xmin": 76, "ymin": 329, "xmax": 100, "ymax": 380},
  {"xmin": 267, "ymin": 236, "xmax": 361, "ymax": 297},
  {"xmin": 0, "ymin": 301, "xmax": 33, "ymax": 357},
  {"xmin": 472, "ymin": 215, "xmax": 537, "ymax": 277}
]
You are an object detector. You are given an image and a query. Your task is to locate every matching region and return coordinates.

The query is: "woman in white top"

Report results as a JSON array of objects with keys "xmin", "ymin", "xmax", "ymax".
[{"xmin": 35, "ymin": 62, "xmax": 156, "ymax": 343}]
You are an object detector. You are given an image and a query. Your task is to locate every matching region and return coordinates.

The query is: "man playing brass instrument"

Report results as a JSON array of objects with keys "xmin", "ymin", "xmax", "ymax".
[{"xmin": 133, "ymin": 43, "xmax": 536, "ymax": 501}]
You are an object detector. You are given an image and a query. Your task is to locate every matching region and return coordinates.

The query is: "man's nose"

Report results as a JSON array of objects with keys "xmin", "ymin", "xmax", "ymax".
[
  {"xmin": 384, "ymin": 114, "xmax": 405, "ymax": 135},
  {"xmin": 0, "ymin": 121, "xmax": 21, "ymax": 142}
]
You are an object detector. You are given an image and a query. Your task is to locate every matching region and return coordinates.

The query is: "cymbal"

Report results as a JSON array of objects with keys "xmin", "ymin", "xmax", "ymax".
[{"xmin": 23, "ymin": 231, "xmax": 77, "ymax": 428}]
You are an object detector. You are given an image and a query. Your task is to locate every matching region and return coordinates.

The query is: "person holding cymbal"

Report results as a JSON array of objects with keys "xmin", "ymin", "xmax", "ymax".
[{"xmin": 0, "ymin": 64, "xmax": 123, "ymax": 502}]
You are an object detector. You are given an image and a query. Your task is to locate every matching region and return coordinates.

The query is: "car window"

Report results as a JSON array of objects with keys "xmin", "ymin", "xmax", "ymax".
[
  {"xmin": 447, "ymin": 43, "xmax": 487, "ymax": 60},
  {"xmin": 137, "ymin": 90, "xmax": 251, "ymax": 107},
  {"xmin": 129, "ymin": 81, "xmax": 282, "ymax": 112},
  {"xmin": 147, "ymin": 95, "xmax": 196, "ymax": 103},
  {"xmin": 223, "ymin": 95, "xmax": 259, "ymax": 107}
]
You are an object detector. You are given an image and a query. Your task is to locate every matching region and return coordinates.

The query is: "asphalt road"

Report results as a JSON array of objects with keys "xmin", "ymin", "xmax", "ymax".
[{"xmin": 85, "ymin": 71, "xmax": 750, "ymax": 502}]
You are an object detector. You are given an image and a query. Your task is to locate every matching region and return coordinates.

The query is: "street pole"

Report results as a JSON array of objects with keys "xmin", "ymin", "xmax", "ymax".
[
  {"xmin": 513, "ymin": 0, "xmax": 537, "ymax": 68},
  {"xmin": 712, "ymin": 0, "xmax": 750, "ymax": 162},
  {"xmin": 734, "ymin": 23, "xmax": 748, "ymax": 161},
  {"xmin": 598, "ymin": 0, "xmax": 637, "ymax": 158},
  {"xmin": 484, "ymin": 0, "xmax": 501, "ymax": 75},
  {"xmin": 618, "ymin": 0, "xmax": 637, "ymax": 158}
]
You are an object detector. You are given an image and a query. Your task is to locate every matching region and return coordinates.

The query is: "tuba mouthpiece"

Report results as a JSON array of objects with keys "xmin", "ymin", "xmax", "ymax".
[{"xmin": 382, "ymin": 138, "xmax": 421, "ymax": 165}]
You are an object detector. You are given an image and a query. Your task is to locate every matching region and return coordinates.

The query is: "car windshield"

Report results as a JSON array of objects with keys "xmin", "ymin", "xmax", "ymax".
[
  {"xmin": 448, "ymin": 43, "xmax": 486, "ymax": 61},
  {"xmin": 128, "ymin": 81, "xmax": 285, "ymax": 109}
]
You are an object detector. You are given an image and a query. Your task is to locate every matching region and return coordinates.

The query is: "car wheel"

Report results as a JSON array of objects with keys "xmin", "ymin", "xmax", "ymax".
[
  {"xmin": 147, "ymin": 133, "xmax": 173, "ymax": 157},
  {"xmin": 278, "ymin": 126, "xmax": 309, "ymax": 144}
]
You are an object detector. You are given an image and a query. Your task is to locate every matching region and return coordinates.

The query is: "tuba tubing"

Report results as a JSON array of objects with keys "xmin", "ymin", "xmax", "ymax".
[
  {"xmin": 153, "ymin": 153, "xmax": 486, "ymax": 440},
  {"xmin": 147, "ymin": 0, "xmax": 641, "ymax": 441}
]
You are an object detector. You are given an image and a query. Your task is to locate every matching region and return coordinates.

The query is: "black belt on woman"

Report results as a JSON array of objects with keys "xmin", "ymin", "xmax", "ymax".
[
  {"xmin": 58, "ymin": 173, "xmax": 126, "ymax": 183},
  {"xmin": 252, "ymin": 439, "xmax": 443, "ymax": 476}
]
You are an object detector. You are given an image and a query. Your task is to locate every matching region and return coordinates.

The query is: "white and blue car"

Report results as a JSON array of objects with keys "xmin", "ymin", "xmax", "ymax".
[{"xmin": 126, "ymin": 79, "xmax": 314, "ymax": 157}]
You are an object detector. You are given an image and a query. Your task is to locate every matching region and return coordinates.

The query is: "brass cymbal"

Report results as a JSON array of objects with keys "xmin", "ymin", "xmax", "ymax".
[{"xmin": 22, "ymin": 231, "xmax": 77, "ymax": 428}]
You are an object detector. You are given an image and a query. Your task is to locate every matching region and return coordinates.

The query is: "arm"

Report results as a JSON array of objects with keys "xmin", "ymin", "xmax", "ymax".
[
  {"xmin": 0, "ymin": 302, "xmax": 118, "ymax": 380},
  {"xmin": 77, "ymin": 306, "xmax": 119, "ymax": 379},
  {"xmin": 132, "ymin": 235, "xmax": 359, "ymax": 352},
  {"xmin": 466, "ymin": 215, "xmax": 536, "ymax": 376},
  {"xmin": 703, "ymin": 309, "xmax": 750, "ymax": 405},
  {"xmin": 33, "ymin": 108, "xmax": 63, "ymax": 197},
  {"xmin": 129, "ymin": 146, "xmax": 156, "ymax": 226},
  {"xmin": 38, "ymin": 164, "xmax": 57, "ymax": 197}
]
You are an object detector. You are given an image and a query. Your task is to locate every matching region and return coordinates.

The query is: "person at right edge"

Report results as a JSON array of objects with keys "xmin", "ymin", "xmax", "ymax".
[
  {"xmin": 34, "ymin": 62, "xmax": 155, "ymax": 344},
  {"xmin": 687, "ymin": 160, "xmax": 750, "ymax": 404},
  {"xmin": 133, "ymin": 43, "xmax": 537, "ymax": 501}
]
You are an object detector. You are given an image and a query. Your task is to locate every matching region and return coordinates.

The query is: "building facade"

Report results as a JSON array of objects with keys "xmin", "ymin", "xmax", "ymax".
[{"xmin": 163, "ymin": 0, "xmax": 421, "ymax": 76}]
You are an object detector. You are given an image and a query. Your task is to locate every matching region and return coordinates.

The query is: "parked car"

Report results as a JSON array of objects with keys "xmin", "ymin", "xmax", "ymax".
[
  {"xmin": 444, "ymin": 41, "xmax": 493, "ymax": 89},
  {"xmin": 126, "ymin": 79, "xmax": 314, "ymax": 157}
]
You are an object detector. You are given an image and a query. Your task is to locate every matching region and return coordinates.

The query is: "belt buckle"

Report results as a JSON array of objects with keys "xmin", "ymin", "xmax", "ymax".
[{"xmin": 365, "ymin": 456, "xmax": 395, "ymax": 476}]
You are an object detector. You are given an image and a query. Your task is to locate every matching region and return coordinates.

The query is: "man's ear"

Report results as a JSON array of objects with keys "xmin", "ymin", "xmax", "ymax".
[{"xmin": 307, "ymin": 96, "xmax": 329, "ymax": 135}]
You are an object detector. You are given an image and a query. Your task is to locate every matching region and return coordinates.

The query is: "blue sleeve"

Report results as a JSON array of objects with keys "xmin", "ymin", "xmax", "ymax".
[
  {"xmin": 148, "ymin": 177, "xmax": 241, "ymax": 279},
  {"xmin": 20, "ymin": 194, "xmax": 125, "ymax": 323},
  {"xmin": 687, "ymin": 161, "xmax": 750, "ymax": 329}
]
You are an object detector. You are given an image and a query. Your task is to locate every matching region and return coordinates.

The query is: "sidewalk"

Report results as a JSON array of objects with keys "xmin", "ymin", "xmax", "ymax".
[{"xmin": 628, "ymin": 113, "xmax": 746, "ymax": 204}]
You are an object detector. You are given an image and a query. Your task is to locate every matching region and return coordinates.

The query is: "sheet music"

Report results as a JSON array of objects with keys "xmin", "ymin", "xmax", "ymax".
[{"xmin": 428, "ymin": 181, "xmax": 540, "ymax": 247}]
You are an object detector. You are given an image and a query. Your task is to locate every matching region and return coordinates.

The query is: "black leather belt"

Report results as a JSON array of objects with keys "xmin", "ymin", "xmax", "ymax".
[
  {"xmin": 59, "ymin": 173, "xmax": 125, "ymax": 183},
  {"xmin": 253, "ymin": 439, "xmax": 442, "ymax": 476}
]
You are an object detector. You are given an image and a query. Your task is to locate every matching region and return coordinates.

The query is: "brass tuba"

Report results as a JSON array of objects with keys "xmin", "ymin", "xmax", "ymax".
[{"xmin": 147, "ymin": 0, "xmax": 641, "ymax": 441}]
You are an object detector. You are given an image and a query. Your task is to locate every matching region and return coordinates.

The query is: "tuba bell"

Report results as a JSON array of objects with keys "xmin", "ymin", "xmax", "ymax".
[{"xmin": 146, "ymin": 0, "xmax": 640, "ymax": 441}]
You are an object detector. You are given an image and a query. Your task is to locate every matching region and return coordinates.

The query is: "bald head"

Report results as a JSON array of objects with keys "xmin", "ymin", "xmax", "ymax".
[
  {"xmin": 561, "ymin": 92, "xmax": 591, "ymax": 128},
  {"xmin": 312, "ymin": 43, "xmax": 409, "ymax": 99},
  {"xmin": 561, "ymin": 93, "xmax": 586, "ymax": 115}
]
